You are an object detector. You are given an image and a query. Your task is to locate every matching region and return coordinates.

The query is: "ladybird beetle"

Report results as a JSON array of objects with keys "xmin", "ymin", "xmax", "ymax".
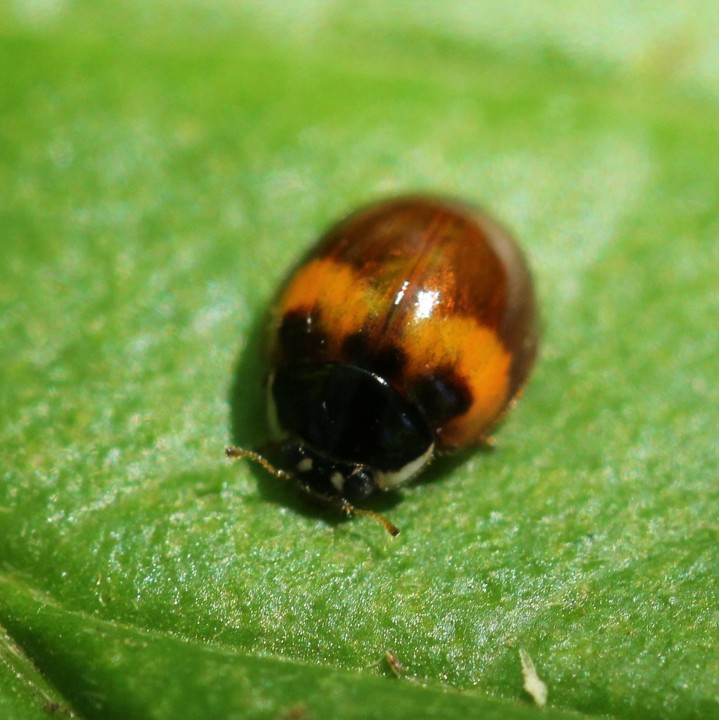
[{"xmin": 227, "ymin": 195, "xmax": 539, "ymax": 535}]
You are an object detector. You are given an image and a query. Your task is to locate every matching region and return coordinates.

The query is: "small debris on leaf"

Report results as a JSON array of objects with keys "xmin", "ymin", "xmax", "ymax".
[
  {"xmin": 519, "ymin": 648, "xmax": 548, "ymax": 707},
  {"xmin": 385, "ymin": 650, "xmax": 405, "ymax": 677}
]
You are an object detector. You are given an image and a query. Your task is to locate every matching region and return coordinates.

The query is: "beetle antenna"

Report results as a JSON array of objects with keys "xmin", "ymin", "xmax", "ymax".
[
  {"xmin": 225, "ymin": 446, "xmax": 292, "ymax": 480},
  {"xmin": 339, "ymin": 499, "xmax": 400, "ymax": 537}
]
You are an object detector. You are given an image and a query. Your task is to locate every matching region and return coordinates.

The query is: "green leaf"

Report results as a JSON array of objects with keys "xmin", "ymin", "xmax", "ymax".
[
  {"xmin": 0, "ymin": 570, "xmax": 583, "ymax": 719},
  {"xmin": 2, "ymin": 3, "xmax": 718, "ymax": 719}
]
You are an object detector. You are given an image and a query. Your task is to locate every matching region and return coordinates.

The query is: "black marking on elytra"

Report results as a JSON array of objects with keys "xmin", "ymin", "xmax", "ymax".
[
  {"xmin": 412, "ymin": 366, "xmax": 473, "ymax": 425},
  {"xmin": 342, "ymin": 332, "xmax": 407, "ymax": 380},
  {"xmin": 372, "ymin": 345, "xmax": 407, "ymax": 380},
  {"xmin": 279, "ymin": 309, "xmax": 328, "ymax": 361},
  {"xmin": 342, "ymin": 332, "xmax": 371, "ymax": 364}
]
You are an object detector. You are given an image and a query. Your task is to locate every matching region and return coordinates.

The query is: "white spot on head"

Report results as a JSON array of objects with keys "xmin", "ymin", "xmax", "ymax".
[
  {"xmin": 297, "ymin": 458, "xmax": 313, "ymax": 473},
  {"xmin": 375, "ymin": 444, "xmax": 434, "ymax": 490},
  {"xmin": 330, "ymin": 472, "xmax": 345, "ymax": 492}
]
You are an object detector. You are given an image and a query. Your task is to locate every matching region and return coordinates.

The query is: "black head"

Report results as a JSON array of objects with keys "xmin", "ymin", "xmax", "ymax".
[
  {"xmin": 225, "ymin": 443, "xmax": 401, "ymax": 536},
  {"xmin": 280, "ymin": 441, "xmax": 379, "ymax": 504}
]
